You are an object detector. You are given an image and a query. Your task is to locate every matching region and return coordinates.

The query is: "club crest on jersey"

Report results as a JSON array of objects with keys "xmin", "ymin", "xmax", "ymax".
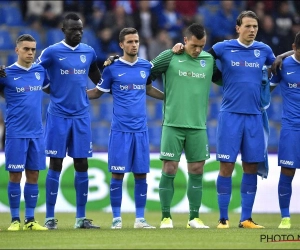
[
  {"xmin": 140, "ymin": 71, "xmax": 146, "ymax": 78},
  {"xmin": 254, "ymin": 50, "xmax": 260, "ymax": 57},
  {"xmin": 200, "ymin": 60, "xmax": 206, "ymax": 67},
  {"xmin": 35, "ymin": 72, "xmax": 40, "ymax": 80},
  {"xmin": 80, "ymin": 55, "xmax": 86, "ymax": 63}
]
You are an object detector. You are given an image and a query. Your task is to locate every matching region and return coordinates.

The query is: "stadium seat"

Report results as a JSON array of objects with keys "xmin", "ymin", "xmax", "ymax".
[
  {"xmin": 268, "ymin": 123, "xmax": 279, "ymax": 152},
  {"xmin": 267, "ymin": 97, "xmax": 282, "ymax": 123},
  {"xmin": 148, "ymin": 124, "xmax": 162, "ymax": 150},
  {"xmin": 6, "ymin": 52, "xmax": 18, "ymax": 66},
  {"xmin": 0, "ymin": 30, "xmax": 15, "ymax": 50},
  {"xmin": 92, "ymin": 125, "xmax": 110, "ymax": 150},
  {"xmin": 1, "ymin": 5, "xmax": 23, "ymax": 27},
  {"xmin": 206, "ymin": 121, "xmax": 217, "ymax": 151},
  {"xmin": 99, "ymin": 98, "xmax": 113, "ymax": 122},
  {"xmin": 208, "ymin": 99, "xmax": 220, "ymax": 120},
  {"xmin": 45, "ymin": 29, "xmax": 64, "ymax": 47}
]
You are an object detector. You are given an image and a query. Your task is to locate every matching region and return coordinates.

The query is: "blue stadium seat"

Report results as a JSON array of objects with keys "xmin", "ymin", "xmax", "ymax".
[
  {"xmin": 99, "ymin": 98, "xmax": 113, "ymax": 122},
  {"xmin": 206, "ymin": 121, "xmax": 217, "ymax": 150},
  {"xmin": 0, "ymin": 30, "xmax": 15, "ymax": 50},
  {"xmin": 148, "ymin": 124, "xmax": 162, "ymax": 150},
  {"xmin": 208, "ymin": 99, "xmax": 220, "ymax": 120},
  {"xmin": 6, "ymin": 52, "xmax": 18, "ymax": 66},
  {"xmin": 1, "ymin": 5, "xmax": 23, "ymax": 27},
  {"xmin": 267, "ymin": 98, "xmax": 282, "ymax": 123},
  {"xmin": 268, "ymin": 123, "xmax": 279, "ymax": 151},
  {"xmin": 92, "ymin": 125, "xmax": 110, "ymax": 150},
  {"xmin": 17, "ymin": 28, "xmax": 44, "ymax": 49},
  {"xmin": 45, "ymin": 29, "xmax": 64, "ymax": 47}
]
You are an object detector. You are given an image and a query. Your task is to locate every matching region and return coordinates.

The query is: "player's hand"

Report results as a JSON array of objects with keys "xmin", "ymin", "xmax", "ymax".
[
  {"xmin": 0, "ymin": 65, "xmax": 6, "ymax": 78},
  {"xmin": 103, "ymin": 55, "xmax": 119, "ymax": 67},
  {"xmin": 271, "ymin": 56, "xmax": 282, "ymax": 75},
  {"xmin": 172, "ymin": 43, "xmax": 184, "ymax": 54}
]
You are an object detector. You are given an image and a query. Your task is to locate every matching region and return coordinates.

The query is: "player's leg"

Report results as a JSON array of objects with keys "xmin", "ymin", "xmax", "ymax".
[
  {"xmin": 277, "ymin": 129, "xmax": 298, "ymax": 229},
  {"xmin": 44, "ymin": 113, "xmax": 71, "ymax": 229},
  {"xmin": 67, "ymin": 116, "xmax": 99, "ymax": 229},
  {"xmin": 108, "ymin": 131, "xmax": 130, "ymax": 229},
  {"xmin": 185, "ymin": 128, "xmax": 209, "ymax": 229},
  {"xmin": 216, "ymin": 112, "xmax": 241, "ymax": 228},
  {"xmin": 132, "ymin": 131, "xmax": 155, "ymax": 228},
  {"xmin": 159, "ymin": 126, "xmax": 183, "ymax": 228},
  {"xmin": 5, "ymin": 138, "xmax": 26, "ymax": 231},
  {"xmin": 239, "ymin": 114, "xmax": 264, "ymax": 229}
]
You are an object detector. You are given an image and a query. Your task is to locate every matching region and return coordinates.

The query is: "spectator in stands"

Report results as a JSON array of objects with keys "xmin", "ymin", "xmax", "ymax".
[
  {"xmin": 157, "ymin": 0, "xmax": 184, "ymax": 43},
  {"xmin": 148, "ymin": 29, "xmax": 173, "ymax": 60},
  {"xmin": 26, "ymin": 1, "xmax": 63, "ymax": 28},
  {"xmin": 175, "ymin": 0, "xmax": 198, "ymax": 26},
  {"xmin": 210, "ymin": 0, "xmax": 239, "ymax": 44}
]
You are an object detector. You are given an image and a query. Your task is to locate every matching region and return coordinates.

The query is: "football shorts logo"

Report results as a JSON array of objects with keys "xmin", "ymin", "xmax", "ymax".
[
  {"xmin": 140, "ymin": 71, "xmax": 146, "ymax": 78},
  {"xmin": 80, "ymin": 55, "xmax": 86, "ymax": 63},
  {"xmin": 35, "ymin": 72, "xmax": 40, "ymax": 80},
  {"xmin": 200, "ymin": 60, "xmax": 206, "ymax": 67},
  {"xmin": 254, "ymin": 49, "xmax": 260, "ymax": 57}
]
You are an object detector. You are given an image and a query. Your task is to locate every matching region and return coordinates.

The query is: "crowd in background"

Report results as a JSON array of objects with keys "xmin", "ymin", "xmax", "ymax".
[{"xmin": 0, "ymin": 0, "xmax": 299, "ymax": 152}]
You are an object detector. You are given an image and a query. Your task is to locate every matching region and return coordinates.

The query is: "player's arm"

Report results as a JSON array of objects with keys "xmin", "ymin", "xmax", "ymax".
[
  {"xmin": 88, "ymin": 61, "xmax": 101, "ymax": 85},
  {"xmin": 150, "ymin": 50, "xmax": 173, "ymax": 81},
  {"xmin": 271, "ymin": 50, "xmax": 294, "ymax": 75},
  {"xmin": 87, "ymin": 87, "xmax": 104, "ymax": 99},
  {"xmin": 103, "ymin": 55, "xmax": 120, "ymax": 67},
  {"xmin": 146, "ymin": 77, "xmax": 164, "ymax": 100}
]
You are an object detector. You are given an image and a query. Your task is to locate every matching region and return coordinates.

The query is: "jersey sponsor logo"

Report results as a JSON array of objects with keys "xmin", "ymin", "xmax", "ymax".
[
  {"xmin": 13, "ymin": 77, "xmax": 21, "ymax": 80},
  {"xmin": 111, "ymin": 166, "xmax": 125, "ymax": 171},
  {"xmin": 60, "ymin": 69, "xmax": 86, "ymax": 75},
  {"xmin": 217, "ymin": 154, "xmax": 230, "ymax": 159},
  {"xmin": 178, "ymin": 60, "xmax": 186, "ymax": 62},
  {"xmin": 178, "ymin": 70, "xmax": 206, "ymax": 78},
  {"xmin": 118, "ymin": 73, "xmax": 126, "ymax": 76},
  {"xmin": 200, "ymin": 60, "xmax": 206, "ymax": 67},
  {"xmin": 8, "ymin": 164, "xmax": 24, "ymax": 169},
  {"xmin": 35, "ymin": 72, "xmax": 40, "ymax": 80},
  {"xmin": 140, "ymin": 71, "xmax": 146, "ymax": 78},
  {"xmin": 288, "ymin": 82, "xmax": 300, "ymax": 88},
  {"xmin": 279, "ymin": 160, "xmax": 294, "ymax": 166},
  {"xmin": 16, "ymin": 85, "xmax": 42, "ymax": 92},
  {"xmin": 59, "ymin": 57, "xmax": 67, "ymax": 61},
  {"xmin": 287, "ymin": 72, "xmax": 295, "ymax": 75},
  {"xmin": 231, "ymin": 61, "xmax": 260, "ymax": 68},
  {"xmin": 161, "ymin": 151, "xmax": 175, "ymax": 157},
  {"xmin": 45, "ymin": 150, "xmax": 58, "ymax": 155},
  {"xmin": 119, "ymin": 84, "xmax": 145, "ymax": 91}
]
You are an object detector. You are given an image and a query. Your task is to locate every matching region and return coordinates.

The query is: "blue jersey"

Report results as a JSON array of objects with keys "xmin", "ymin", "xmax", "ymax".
[
  {"xmin": 96, "ymin": 58, "xmax": 152, "ymax": 132},
  {"xmin": 36, "ymin": 41, "xmax": 97, "ymax": 118},
  {"xmin": 213, "ymin": 39, "xmax": 275, "ymax": 114},
  {"xmin": 0, "ymin": 63, "xmax": 48, "ymax": 138},
  {"xmin": 270, "ymin": 55, "xmax": 300, "ymax": 130}
]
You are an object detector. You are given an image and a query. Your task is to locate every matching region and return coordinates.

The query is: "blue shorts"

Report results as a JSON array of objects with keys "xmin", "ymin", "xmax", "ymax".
[
  {"xmin": 216, "ymin": 112, "xmax": 265, "ymax": 163},
  {"xmin": 44, "ymin": 113, "xmax": 92, "ymax": 158},
  {"xmin": 278, "ymin": 129, "xmax": 300, "ymax": 169},
  {"xmin": 5, "ymin": 137, "xmax": 46, "ymax": 172},
  {"xmin": 108, "ymin": 130, "xmax": 150, "ymax": 174}
]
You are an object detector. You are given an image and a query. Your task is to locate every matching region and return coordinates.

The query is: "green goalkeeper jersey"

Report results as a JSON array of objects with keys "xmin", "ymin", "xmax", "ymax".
[{"xmin": 150, "ymin": 49, "xmax": 215, "ymax": 129}]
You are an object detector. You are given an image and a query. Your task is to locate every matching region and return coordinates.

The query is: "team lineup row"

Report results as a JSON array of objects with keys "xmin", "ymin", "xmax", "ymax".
[{"xmin": 0, "ymin": 10, "xmax": 298, "ymax": 231}]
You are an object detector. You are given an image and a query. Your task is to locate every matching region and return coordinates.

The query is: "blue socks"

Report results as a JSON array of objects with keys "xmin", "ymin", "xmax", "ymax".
[
  {"xmin": 217, "ymin": 175, "xmax": 231, "ymax": 220},
  {"xmin": 8, "ymin": 181, "xmax": 21, "ymax": 221},
  {"xmin": 46, "ymin": 169, "xmax": 60, "ymax": 218},
  {"xmin": 74, "ymin": 171, "xmax": 89, "ymax": 218},
  {"xmin": 278, "ymin": 173, "xmax": 293, "ymax": 218},
  {"xmin": 24, "ymin": 183, "xmax": 38, "ymax": 221},
  {"xmin": 110, "ymin": 178, "xmax": 123, "ymax": 218},
  {"xmin": 135, "ymin": 178, "xmax": 147, "ymax": 218},
  {"xmin": 240, "ymin": 173, "xmax": 257, "ymax": 221}
]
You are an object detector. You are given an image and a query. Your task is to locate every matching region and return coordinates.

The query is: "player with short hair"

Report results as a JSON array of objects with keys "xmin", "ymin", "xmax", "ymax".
[
  {"xmin": 36, "ymin": 13, "xmax": 101, "ymax": 229},
  {"xmin": 269, "ymin": 32, "xmax": 300, "ymax": 229},
  {"xmin": 208, "ymin": 10, "xmax": 275, "ymax": 228},
  {"xmin": 0, "ymin": 34, "xmax": 48, "ymax": 231},
  {"xmin": 87, "ymin": 27, "xmax": 164, "ymax": 229},
  {"xmin": 150, "ymin": 23, "xmax": 218, "ymax": 229}
]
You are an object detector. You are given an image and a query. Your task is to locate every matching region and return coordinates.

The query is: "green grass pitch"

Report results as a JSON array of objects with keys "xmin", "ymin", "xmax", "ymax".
[{"xmin": 1, "ymin": 212, "xmax": 300, "ymax": 249}]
